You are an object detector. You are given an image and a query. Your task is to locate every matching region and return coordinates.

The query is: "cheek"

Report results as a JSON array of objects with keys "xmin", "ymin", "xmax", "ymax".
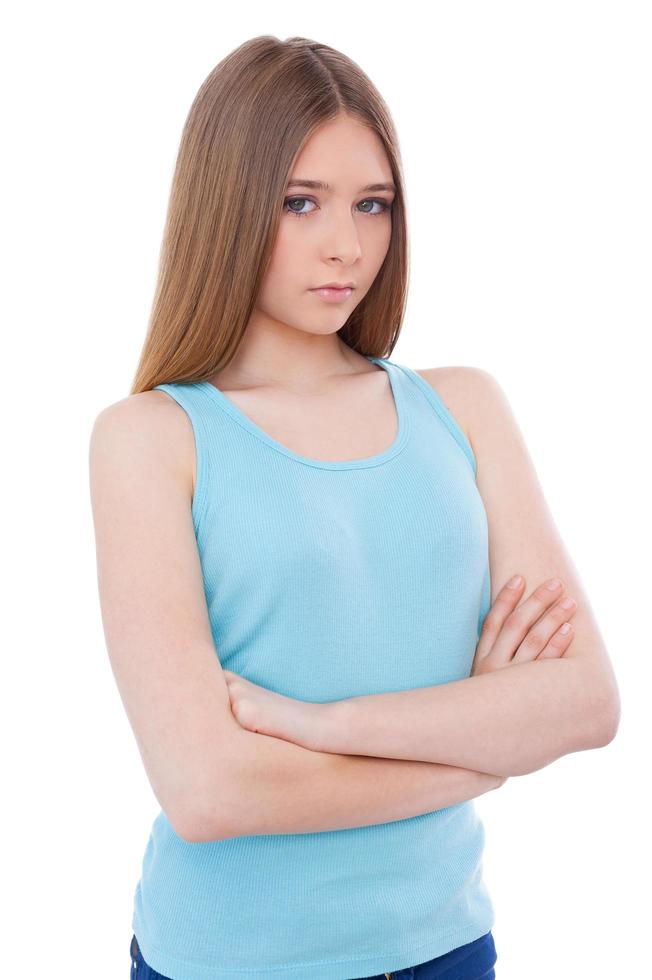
[
  {"xmin": 356, "ymin": 233, "xmax": 391, "ymax": 282},
  {"xmin": 256, "ymin": 243, "xmax": 303, "ymax": 311},
  {"xmin": 366, "ymin": 218, "xmax": 392, "ymax": 251},
  {"xmin": 264, "ymin": 225, "xmax": 301, "ymax": 280}
]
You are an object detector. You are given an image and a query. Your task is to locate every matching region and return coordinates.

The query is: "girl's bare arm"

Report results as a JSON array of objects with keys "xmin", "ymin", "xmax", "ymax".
[{"xmin": 196, "ymin": 726, "xmax": 504, "ymax": 842}]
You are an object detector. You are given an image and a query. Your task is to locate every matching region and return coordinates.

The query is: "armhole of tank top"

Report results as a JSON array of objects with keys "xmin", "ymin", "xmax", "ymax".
[
  {"xmin": 478, "ymin": 563, "xmax": 491, "ymax": 642},
  {"xmin": 152, "ymin": 384, "xmax": 210, "ymax": 537},
  {"xmin": 396, "ymin": 365, "xmax": 478, "ymax": 478}
]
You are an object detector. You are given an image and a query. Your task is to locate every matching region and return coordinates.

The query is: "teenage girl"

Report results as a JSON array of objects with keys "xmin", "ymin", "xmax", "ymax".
[{"xmin": 89, "ymin": 35, "xmax": 620, "ymax": 980}]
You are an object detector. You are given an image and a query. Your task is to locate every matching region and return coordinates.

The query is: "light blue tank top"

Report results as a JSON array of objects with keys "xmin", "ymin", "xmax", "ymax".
[{"xmin": 132, "ymin": 356, "xmax": 494, "ymax": 979}]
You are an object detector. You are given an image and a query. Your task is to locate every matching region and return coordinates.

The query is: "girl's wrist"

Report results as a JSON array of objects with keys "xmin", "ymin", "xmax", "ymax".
[{"xmin": 311, "ymin": 698, "xmax": 351, "ymax": 755}]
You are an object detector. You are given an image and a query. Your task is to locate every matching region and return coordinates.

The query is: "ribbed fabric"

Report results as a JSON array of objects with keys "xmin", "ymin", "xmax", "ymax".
[{"xmin": 132, "ymin": 356, "xmax": 494, "ymax": 980}]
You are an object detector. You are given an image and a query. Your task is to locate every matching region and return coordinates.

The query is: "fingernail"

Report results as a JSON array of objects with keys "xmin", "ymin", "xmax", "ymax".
[
  {"xmin": 547, "ymin": 578, "xmax": 562, "ymax": 590},
  {"xmin": 507, "ymin": 575, "xmax": 522, "ymax": 588}
]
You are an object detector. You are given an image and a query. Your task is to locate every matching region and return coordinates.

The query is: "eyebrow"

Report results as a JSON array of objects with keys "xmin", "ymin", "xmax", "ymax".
[{"xmin": 286, "ymin": 179, "xmax": 396, "ymax": 194}]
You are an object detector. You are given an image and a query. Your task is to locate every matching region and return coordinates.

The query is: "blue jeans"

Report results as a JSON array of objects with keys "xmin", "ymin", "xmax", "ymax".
[
  {"xmin": 130, "ymin": 934, "xmax": 172, "ymax": 979},
  {"xmin": 129, "ymin": 930, "xmax": 497, "ymax": 979}
]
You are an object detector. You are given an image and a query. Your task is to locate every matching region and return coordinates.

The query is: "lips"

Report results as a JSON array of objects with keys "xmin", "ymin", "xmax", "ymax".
[
  {"xmin": 312, "ymin": 282, "xmax": 355, "ymax": 290},
  {"xmin": 310, "ymin": 285, "xmax": 354, "ymax": 303}
]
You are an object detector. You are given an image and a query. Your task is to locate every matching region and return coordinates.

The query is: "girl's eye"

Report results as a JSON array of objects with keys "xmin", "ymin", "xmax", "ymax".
[{"xmin": 282, "ymin": 197, "xmax": 392, "ymax": 219}]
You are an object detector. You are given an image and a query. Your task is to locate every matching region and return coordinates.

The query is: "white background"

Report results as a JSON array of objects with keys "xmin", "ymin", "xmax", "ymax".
[{"xmin": 3, "ymin": 2, "xmax": 649, "ymax": 977}]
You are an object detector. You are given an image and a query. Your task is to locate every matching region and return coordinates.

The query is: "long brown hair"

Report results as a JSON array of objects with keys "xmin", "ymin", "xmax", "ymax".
[{"xmin": 130, "ymin": 35, "xmax": 410, "ymax": 395}]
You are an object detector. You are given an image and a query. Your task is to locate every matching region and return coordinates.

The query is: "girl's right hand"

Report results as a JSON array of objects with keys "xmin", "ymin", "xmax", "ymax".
[{"xmin": 471, "ymin": 574, "xmax": 578, "ymax": 677}]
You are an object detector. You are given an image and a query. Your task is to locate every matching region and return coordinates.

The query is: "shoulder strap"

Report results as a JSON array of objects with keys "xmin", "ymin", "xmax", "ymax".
[
  {"xmin": 390, "ymin": 363, "xmax": 478, "ymax": 477},
  {"xmin": 153, "ymin": 382, "xmax": 212, "ymax": 535}
]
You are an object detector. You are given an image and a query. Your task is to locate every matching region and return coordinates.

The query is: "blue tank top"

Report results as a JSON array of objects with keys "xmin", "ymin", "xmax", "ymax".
[{"xmin": 132, "ymin": 355, "xmax": 494, "ymax": 979}]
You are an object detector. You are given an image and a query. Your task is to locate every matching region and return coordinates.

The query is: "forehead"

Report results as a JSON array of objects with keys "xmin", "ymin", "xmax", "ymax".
[{"xmin": 289, "ymin": 117, "xmax": 394, "ymax": 191}]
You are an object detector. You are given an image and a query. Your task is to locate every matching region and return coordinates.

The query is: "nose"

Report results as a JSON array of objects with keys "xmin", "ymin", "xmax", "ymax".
[{"xmin": 320, "ymin": 209, "xmax": 363, "ymax": 266}]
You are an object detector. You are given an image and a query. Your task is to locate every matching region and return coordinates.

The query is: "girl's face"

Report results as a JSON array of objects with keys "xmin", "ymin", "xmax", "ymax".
[{"xmin": 254, "ymin": 113, "xmax": 396, "ymax": 338}]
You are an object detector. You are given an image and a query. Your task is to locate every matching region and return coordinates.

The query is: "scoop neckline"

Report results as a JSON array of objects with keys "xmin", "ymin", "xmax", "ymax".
[{"xmin": 196, "ymin": 355, "xmax": 411, "ymax": 470}]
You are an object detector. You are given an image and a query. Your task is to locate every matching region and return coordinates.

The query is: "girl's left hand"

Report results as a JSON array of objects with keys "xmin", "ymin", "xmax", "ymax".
[
  {"xmin": 472, "ymin": 573, "xmax": 577, "ymax": 676},
  {"xmin": 222, "ymin": 669, "xmax": 326, "ymax": 750}
]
